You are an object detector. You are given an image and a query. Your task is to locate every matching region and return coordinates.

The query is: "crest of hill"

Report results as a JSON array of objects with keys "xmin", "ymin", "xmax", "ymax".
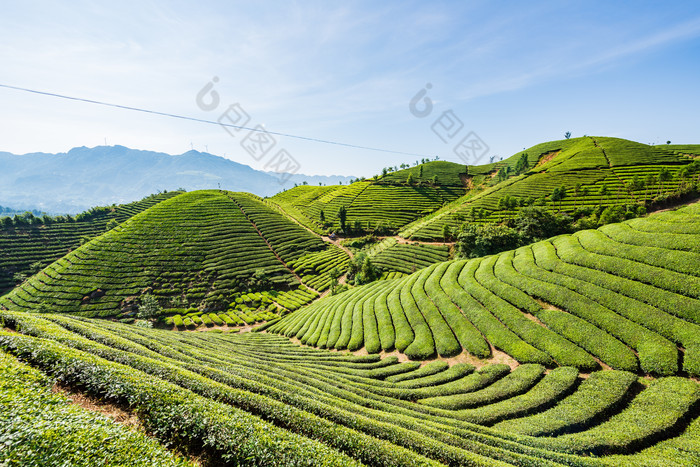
[
  {"xmin": 269, "ymin": 182, "xmax": 462, "ymax": 235},
  {"xmin": 269, "ymin": 162, "xmax": 467, "ymax": 234},
  {"xmin": 0, "ymin": 190, "xmax": 346, "ymax": 317},
  {"xmin": 400, "ymin": 136, "xmax": 696, "ymax": 240},
  {"xmin": 268, "ymin": 201, "xmax": 700, "ymax": 377}
]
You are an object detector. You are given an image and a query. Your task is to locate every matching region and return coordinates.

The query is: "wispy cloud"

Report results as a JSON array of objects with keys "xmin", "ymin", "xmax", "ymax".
[{"xmin": 2, "ymin": 1, "xmax": 700, "ymax": 176}]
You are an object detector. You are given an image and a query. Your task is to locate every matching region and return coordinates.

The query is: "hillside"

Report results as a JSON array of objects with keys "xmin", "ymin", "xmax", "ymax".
[
  {"xmin": 401, "ymin": 136, "xmax": 698, "ymax": 240},
  {"xmin": 269, "ymin": 202, "xmax": 700, "ymax": 377},
  {"xmin": 0, "ymin": 191, "xmax": 181, "ymax": 293},
  {"xmin": 269, "ymin": 161, "xmax": 467, "ymax": 234},
  {"xmin": 0, "ymin": 145, "xmax": 355, "ymax": 213},
  {"xmin": 0, "ymin": 190, "xmax": 349, "ymax": 318},
  {"xmin": 1, "ymin": 140, "xmax": 700, "ymax": 466},
  {"xmin": 2, "ymin": 307, "xmax": 699, "ymax": 465}
]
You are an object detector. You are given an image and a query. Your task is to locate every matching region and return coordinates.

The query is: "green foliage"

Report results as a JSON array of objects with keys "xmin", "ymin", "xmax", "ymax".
[
  {"xmin": 0, "ymin": 191, "xmax": 181, "ymax": 292},
  {"xmin": 338, "ymin": 205, "xmax": 347, "ymax": 231},
  {"xmin": 138, "ymin": 293, "xmax": 161, "ymax": 319},
  {"xmin": 457, "ymin": 223, "xmax": 520, "ymax": 258},
  {"xmin": 0, "ymin": 350, "xmax": 192, "ymax": 467},
  {"xmin": 347, "ymin": 252, "xmax": 379, "ymax": 285},
  {"xmin": 2, "ymin": 310, "xmax": 700, "ymax": 466}
]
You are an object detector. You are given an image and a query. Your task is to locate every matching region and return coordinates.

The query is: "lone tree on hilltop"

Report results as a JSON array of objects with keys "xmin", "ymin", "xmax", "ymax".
[{"xmin": 565, "ymin": 131, "xmax": 572, "ymax": 139}]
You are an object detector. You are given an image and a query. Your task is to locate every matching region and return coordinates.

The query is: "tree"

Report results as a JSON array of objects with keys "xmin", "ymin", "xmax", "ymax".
[
  {"xmin": 550, "ymin": 187, "xmax": 562, "ymax": 211},
  {"xmin": 319, "ymin": 210, "xmax": 325, "ymax": 225},
  {"xmin": 457, "ymin": 223, "xmax": 520, "ymax": 258},
  {"xmin": 338, "ymin": 206, "xmax": 347, "ymax": 232},
  {"xmin": 565, "ymin": 131, "xmax": 572, "ymax": 139},
  {"xmin": 667, "ymin": 140, "xmax": 671, "ymax": 145},
  {"xmin": 138, "ymin": 293, "xmax": 161, "ymax": 319},
  {"xmin": 406, "ymin": 173, "xmax": 414, "ymax": 185},
  {"xmin": 247, "ymin": 269, "xmax": 271, "ymax": 291},
  {"xmin": 514, "ymin": 153, "xmax": 529, "ymax": 174},
  {"xmin": 443, "ymin": 224, "xmax": 452, "ymax": 241},
  {"xmin": 106, "ymin": 218, "xmax": 118, "ymax": 231},
  {"xmin": 573, "ymin": 183, "xmax": 582, "ymax": 209},
  {"xmin": 644, "ymin": 174, "xmax": 655, "ymax": 201},
  {"xmin": 347, "ymin": 253, "xmax": 379, "ymax": 285},
  {"xmin": 419, "ymin": 165, "xmax": 424, "ymax": 178},
  {"xmin": 432, "ymin": 175, "xmax": 438, "ymax": 186},
  {"xmin": 657, "ymin": 168, "xmax": 672, "ymax": 197},
  {"xmin": 515, "ymin": 206, "xmax": 569, "ymax": 242},
  {"xmin": 497, "ymin": 167, "xmax": 507, "ymax": 181},
  {"xmin": 558, "ymin": 185, "xmax": 567, "ymax": 210}
]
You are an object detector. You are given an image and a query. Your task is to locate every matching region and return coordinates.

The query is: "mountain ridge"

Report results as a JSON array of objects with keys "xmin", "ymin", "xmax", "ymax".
[{"xmin": 0, "ymin": 145, "xmax": 356, "ymax": 213}]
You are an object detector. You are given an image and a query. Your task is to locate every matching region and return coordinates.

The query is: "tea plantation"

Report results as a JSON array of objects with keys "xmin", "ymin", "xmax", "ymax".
[
  {"xmin": 0, "ymin": 190, "xmax": 348, "ymax": 317},
  {"xmin": 401, "ymin": 137, "xmax": 698, "ymax": 240},
  {"xmin": 270, "ymin": 202, "xmax": 700, "ymax": 376},
  {"xmin": 0, "ymin": 191, "xmax": 181, "ymax": 292},
  {"xmin": 1, "ymin": 308, "xmax": 699, "ymax": 466},
  {"xmin": 1, "ymin": 137, "xmax": 700, "ymax": 465}
]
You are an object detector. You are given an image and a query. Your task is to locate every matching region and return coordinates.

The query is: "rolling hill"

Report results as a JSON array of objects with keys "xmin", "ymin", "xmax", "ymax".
[
  {"xmin": 0, "ymin": 190, "xmax": 349, "ymax": 318},
  {"xmin": 268, "ymin": 202, "xmax": 700, "ymax": 376},
  {"xmin": 400, "ymin": 137, "xmax": 699, "ymax": 240},
  {"xmin": 0, "ymin": 191, "xmax": 181, "ymax": 293},
  {"xmin": 1, "ymin": 305, "xmax": 699, "ymax": 465},
  {"xmin": 1, "ymin": 136, "xmax": 700, "ymax": 466},
  {"xmin": 268, "ymin": 161, "xmax": 467, "ymax": 234}
]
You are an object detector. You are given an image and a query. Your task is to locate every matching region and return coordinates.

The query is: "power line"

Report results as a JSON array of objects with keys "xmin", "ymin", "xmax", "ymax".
[{"xmin": 0, "ymin": 83, "xmax": 433, "ymax": 158}]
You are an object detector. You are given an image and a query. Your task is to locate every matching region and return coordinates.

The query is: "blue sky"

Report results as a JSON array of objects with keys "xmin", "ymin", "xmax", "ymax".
[{"xmin": 2, "ymin": 0, "xmax": 700, "ymax": 178}]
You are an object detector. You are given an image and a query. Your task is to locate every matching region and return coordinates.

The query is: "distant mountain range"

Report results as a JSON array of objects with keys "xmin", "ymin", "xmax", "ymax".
[{"xmin": 0, "ymin": 146, "xmax": 356, "ymax": 213}]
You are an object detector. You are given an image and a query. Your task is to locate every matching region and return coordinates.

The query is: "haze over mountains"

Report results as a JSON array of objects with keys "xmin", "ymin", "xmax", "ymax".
[{"xmin": 0, "ymin": 145, "xmax": 356, "ymax": 213}]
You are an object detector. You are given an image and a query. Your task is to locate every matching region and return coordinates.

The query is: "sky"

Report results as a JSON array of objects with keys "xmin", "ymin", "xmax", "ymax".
[{"xmin": 2, "ymin": 0, "xmax": 700, "ymax": 178}]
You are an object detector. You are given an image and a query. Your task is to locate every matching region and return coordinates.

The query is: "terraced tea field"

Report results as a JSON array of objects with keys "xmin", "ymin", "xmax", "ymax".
[
  {"xmin": 270, "ymin": 202, "xmax": 700, "ymax": 377},
  {"xmin": 0, "ymin": 190, "xmax": 348, "ymax": 317},
  {"xmin": 0, "ymin": 191, "xmax": 181, "ymax": 292},
  {"xmin": 1, "ymin": 310, "xmax": 699, "ymax": 466},
  {"xmin": 2, "ymin": 137, "xmax": 699, "ymax": 465},
  {"xmin": 401, "ymin": 137, "xmax": 697, "ymax": 240},
  {"xmin": 269, "ymin": 175, "xmax": 464, "ymax": 234}
]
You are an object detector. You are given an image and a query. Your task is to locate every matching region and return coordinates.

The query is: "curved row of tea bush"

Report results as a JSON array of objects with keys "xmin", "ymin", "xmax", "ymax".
[
  {"xmin": 0, "ymin": 190, "xmax": 348, "ymax": 317},
  {"xmin": 270, "ymin": 203, "xmax": 700, "ymax": 376},
  {"xmin": 0, "ymin": 348, "xmax": 193, "ymax": 466},
  {"xmin": 401, "ymin": 137, "xmax": 695, "ymax": 240},
  {"xmin": 0, "ymin": 192, "xmax": 180, "ymax": 291},
  {"xmin": 2, "ymin": 311, "xmax": 698, "ymax": 465}
]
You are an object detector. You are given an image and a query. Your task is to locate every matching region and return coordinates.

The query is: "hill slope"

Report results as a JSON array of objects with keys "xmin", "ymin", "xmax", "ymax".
[
  {"xmin": 269, "ymin": 161, "xmax": 467, "ymax": 234},
  {"xmin": 0, "ymin": 190, "xmax": 348, "ymax": 317},
  {"xmin": 2, "ymin": 310, "xmax": 699, "ymax": 465},
  {"xmin": 0, "ymin": 191, "xmax": 181, "ymax": 293},
  {"xmin": 401, "ymin": 136, "xmax": 697, "ymax": 240},
  {"xmin": 269, "ymin": 202, "xmax": 700, "ymax": 376}
]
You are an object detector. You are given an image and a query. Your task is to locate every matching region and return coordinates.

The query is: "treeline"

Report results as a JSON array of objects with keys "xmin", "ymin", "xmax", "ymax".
[{"xmin": 455, "ymin": 203, "xmax": 660, "ymax": 258}]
